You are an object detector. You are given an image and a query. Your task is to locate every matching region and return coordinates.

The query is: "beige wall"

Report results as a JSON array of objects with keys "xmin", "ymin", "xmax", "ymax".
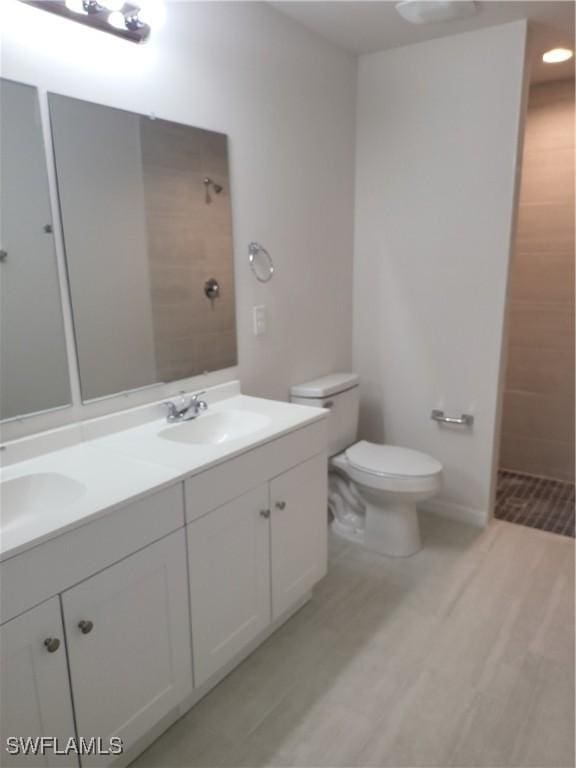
[{"xmin": 500, "ymin": 80, "xmax": 575, "ymax": 482}]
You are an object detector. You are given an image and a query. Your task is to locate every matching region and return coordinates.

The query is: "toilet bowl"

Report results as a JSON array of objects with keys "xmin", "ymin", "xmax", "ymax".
[
  {"xmin": 290, "ymin": 373, "xmax": 442, "ymax": 557},
  {"xmin": 331, "ymin": 442, "xmax": 442, "ymax": 557}
]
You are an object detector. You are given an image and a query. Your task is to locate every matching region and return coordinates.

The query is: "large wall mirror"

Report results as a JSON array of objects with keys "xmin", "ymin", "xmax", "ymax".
[
  {"xmin": 0, "ymin": 80, "xmax": 71, "ymax": 420},
  {"xmin": 48, "ymin": 94, "xmax": 237, "ymax": 403}
]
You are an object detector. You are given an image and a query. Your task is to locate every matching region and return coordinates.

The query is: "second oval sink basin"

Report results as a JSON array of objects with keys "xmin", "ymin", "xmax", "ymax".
[
  {"xmin": 1, "ymin": 473, "xmax": 87, "ymax": 529},
  {"xmin": 159, "ymin": 410, "xmax": 271, "ymax": 446}
]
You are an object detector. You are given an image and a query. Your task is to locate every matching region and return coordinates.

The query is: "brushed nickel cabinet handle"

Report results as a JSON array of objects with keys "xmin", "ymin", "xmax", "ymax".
[
  {"xmin": 275, "ymin": 501, "xmax": 286, "ymax": 510},
  {"xmin": 44, "ymin": 637, "xmax": 61, "ymax": 653},
  {"xmin": 78, "ymin": 620, "xmax": 94, "ymax": 635},
  {"xmin": 260, "ymin": 509, "xmax": 270, "ymax": 519}
]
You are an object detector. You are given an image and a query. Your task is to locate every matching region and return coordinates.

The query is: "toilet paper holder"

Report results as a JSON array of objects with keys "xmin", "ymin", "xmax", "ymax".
[{"xmin": 431, "ymin": 409, "xmax": 474, "ymax": 427}]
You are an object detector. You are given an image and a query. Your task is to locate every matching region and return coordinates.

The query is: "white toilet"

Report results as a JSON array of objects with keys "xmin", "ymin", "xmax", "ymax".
[{"xmin": 290, "ymin": 373, "xmax": 442, "ymax": 557}]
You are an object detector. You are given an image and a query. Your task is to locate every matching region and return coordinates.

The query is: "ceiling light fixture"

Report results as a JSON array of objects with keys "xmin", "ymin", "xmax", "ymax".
[
  {"xmin": 395, "ymin": 0, "xmax": 477, "ymax": 25},
  {"xmin": 18, "ymin": 0, "xmax": 164, "ymax": 42},
  {"xmin": 542, "ymin": 48, "xmax": 574, "ymax": 64}
]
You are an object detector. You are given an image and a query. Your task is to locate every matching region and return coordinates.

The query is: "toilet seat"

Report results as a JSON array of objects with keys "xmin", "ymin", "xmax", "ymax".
[
  {"xmin": 345, "ymin": 441, "xmax": 442, "ymax": 478},
  {"xmin": 333, "ymin": 441, "xmax": 442, "ymax": 495}
]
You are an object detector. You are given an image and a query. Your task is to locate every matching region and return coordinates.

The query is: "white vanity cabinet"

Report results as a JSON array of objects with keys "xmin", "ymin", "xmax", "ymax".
[
  {"xmin": 61, "ymin": 530, "xmax": 192, "ymax": 766},
  {"xmin": 0, "ymin": 597, "xmax": 77, "ymax": 767},
  {"xmin": 186, "ymin": 433, "xmax": 328, "ymax": 689},
  {"xmin": 270, "ymin": 453, "xmax": 328, "ymax": 619},
  {"xmin": 0, "ymin": 396, "xmax": 328, "ymax": 767},
  {"xmin": 0, "ymin": 485, "xmax": 191, "ymax": 768},
  {"xmin": 187, "ymin": 484, "xmax": 271, "ymax": 686}
]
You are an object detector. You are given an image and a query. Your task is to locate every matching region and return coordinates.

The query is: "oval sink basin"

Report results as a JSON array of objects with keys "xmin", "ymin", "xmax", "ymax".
[
  {"xmin": 159, "ymin": 410, "xmax": 271, "ymax": 446},
  {"xmin": 1, "ymin": 473, "xmax": 87, "ymax": 529}
]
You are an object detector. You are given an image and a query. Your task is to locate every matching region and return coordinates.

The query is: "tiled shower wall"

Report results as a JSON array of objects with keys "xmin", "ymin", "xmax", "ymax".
[
  {"xmin": 500, "ymin": 79, "xmax": 575, "ymax": 482},
  {"xmin": 141, "ymin": 119, "xmax": 237, "ymax": 383}
]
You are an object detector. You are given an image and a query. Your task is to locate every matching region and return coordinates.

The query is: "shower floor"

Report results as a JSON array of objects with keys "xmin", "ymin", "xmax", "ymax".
[{"xmin": 495, "ymin": 469, "xmax": 575, "ymax": 538}]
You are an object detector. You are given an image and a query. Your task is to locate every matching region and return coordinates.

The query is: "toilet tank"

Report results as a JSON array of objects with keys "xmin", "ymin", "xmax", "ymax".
[{"xmin": 290, "ymin": 373, "xmax": 359, "ymax": 457}]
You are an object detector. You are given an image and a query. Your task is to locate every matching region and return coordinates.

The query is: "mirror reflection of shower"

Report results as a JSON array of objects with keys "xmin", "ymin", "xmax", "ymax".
[{"xmin": 203, "ymin": 176, "xmax": 223, "ymax": 204}]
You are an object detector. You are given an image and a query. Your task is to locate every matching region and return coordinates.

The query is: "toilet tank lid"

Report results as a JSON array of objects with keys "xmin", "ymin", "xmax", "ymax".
[{"xmin": 290, "ymin": 373, "xmax": 359, "ymax": 399}]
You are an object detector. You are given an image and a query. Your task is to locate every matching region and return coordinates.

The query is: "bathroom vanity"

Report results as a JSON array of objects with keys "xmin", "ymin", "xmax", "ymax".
[
  {"xmin": 0, "ymin": 385, "xmax": 328, "ymax": 766},
  {"xmin": 0, "ymin": 80, "xmax": 328, "ymax": 766}
]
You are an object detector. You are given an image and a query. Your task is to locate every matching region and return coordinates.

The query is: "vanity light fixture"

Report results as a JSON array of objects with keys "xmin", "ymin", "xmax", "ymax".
[
  {"xmin": 19, "ymin": 0, "xmax": 165, "ymax": 43},
  {"xmin": 100, "ymin": 0, "xmax": 125, "ymax": 9},
  {"xmin": 542, "ymin": 48, "xmax": 574, "ymax": 64}
]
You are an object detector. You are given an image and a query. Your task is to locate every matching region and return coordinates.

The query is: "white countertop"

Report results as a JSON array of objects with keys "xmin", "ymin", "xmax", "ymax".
[
  {"xmin": 88, "ymin": 395, "xmax": 325, "ymax": 471},
  {"xmin": 0, "ymin": 392, "xmax": 326, "ymax": 563}
]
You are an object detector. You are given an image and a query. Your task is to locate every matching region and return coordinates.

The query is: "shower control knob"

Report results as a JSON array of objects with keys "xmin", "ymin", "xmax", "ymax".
[{"xmin": 204, "ymin": 278, "xmax": 220, "ymax": 301}]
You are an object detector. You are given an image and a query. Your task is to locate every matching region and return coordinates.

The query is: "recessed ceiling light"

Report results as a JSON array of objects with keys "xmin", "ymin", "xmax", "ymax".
[{"xmin": 542, "ymin": 48, "xmax": 574, "ymax": 64}]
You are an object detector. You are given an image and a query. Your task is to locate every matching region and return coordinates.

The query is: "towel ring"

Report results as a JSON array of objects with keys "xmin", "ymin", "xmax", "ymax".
[{"xmin": 248, "ymin": 242, "xmax": 275, "ymax": 283}]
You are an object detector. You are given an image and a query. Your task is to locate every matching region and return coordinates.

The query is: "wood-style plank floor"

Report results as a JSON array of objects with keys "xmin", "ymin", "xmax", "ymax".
[{"xmin": 132, "ymin": 516, "xmax": 575, "ymax": 768}]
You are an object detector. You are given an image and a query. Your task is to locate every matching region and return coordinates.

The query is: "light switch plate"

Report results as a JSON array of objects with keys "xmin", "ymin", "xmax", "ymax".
[{"xmin": 253, "ymin": 305, "xmax": 267, "ymax": 336}]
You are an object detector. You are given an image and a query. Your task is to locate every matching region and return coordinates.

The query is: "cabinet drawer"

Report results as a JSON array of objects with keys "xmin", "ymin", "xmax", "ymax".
[
  {"xmin": 184, "ymin": 419, "xmax": 327, "ymax": 523},
  {"xmin": 1, "ymin": 484, "xmax": 185, "ymax": 624}
]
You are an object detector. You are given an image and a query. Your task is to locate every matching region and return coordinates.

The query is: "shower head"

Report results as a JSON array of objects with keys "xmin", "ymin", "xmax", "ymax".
[{"xmin": 203, "ymin": 177, "xmax": 224, "ymax": 203}]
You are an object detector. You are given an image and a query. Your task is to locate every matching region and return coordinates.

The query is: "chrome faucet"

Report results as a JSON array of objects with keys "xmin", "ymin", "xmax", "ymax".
[{"xmin": 163, "ymin": 391, "xmax": 208, "ymax": 423}]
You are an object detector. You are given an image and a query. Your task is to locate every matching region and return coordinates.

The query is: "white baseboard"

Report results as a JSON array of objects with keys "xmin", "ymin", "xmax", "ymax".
[{"xmin": 419, "ymin": 498, "xmax": 488, "ymax": 528}]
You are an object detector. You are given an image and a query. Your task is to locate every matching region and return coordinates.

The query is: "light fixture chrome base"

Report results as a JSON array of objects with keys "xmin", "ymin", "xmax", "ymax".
[{"xmin": 21, "ymin": 0, "xmax": 152, "ymax": 44}]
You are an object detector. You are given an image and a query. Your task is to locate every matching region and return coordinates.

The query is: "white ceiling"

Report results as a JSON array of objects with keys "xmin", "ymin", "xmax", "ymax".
[{"xmin": 271, "ymin": 1, "xmax": 576, "ymax": 82}]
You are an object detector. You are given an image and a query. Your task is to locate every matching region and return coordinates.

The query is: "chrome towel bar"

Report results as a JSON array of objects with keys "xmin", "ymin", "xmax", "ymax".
[{"xmin": 431, "ymin": 409, "xmax": 474, "ymax": 427}]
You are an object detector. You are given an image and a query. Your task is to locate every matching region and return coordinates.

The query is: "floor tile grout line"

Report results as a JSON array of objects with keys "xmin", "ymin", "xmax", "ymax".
[{"xmin": 495, "ymin": 469, "xmax": 574, "ymax": 539}]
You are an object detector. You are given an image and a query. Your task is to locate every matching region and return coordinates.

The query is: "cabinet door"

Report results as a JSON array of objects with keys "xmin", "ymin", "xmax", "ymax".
[
  {"xmin": 0, "ymin": 597, "xmax": 77, "ymax": 767},
  {"xmin": 270, "ymin": 454, "xmax": 328, "ymax": 619},
  {"xmin": 62, "ymin": 530, "xmax": 192, "ymax": 766},
  {"xmin": 187, "ymin": 484, "xmax": 270, "ymax": 687}
]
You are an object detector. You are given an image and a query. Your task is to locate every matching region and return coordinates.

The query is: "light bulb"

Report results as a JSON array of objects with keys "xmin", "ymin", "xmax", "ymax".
[
  {"xmin": 101, "ymin": 0, "xmax": 124, "ymax": 10},
  {"xmin": 65, "ymin": 0, "xmax": 86, "ymax": 14},
  {"xmin": 542, "ymin": 48, "xmax": 573, "ymax": 64},
  {"xmin": 137, "ymin": 0, "xmax": 165, "ymax": 28},
  {"xmin": 107, "ymin": 10, "xmax": 126, "ymax": 29}
]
